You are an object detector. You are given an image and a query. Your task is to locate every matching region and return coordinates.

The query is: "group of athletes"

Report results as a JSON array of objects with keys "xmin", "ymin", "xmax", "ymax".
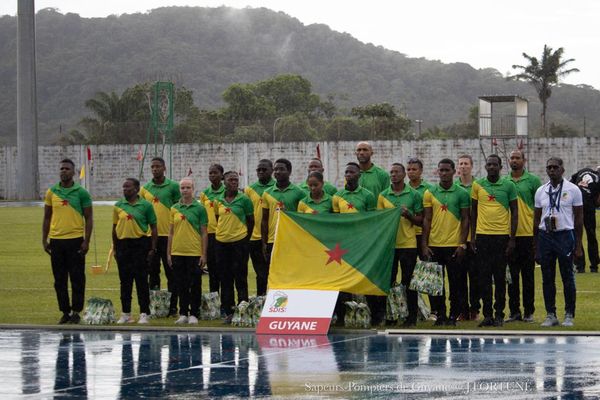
[{"xmin": 42, "ymin": 140, "xmax": 594, "ymax": 328}]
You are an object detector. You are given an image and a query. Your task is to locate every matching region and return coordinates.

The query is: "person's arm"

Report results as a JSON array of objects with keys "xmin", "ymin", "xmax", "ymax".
[
  {"xmin": 470, "ymin": 199, "xmax": 478, "ymax": 253},
  {"xmin": 454, "ymin": 207, "xmax": 470, "ymax": 259},
  {"xmin": 200, "ymin": 225, "xmax": 208, "ymax": 267},
  {"xmin": 112, "ymin": 224, "xmax": 118, "ymax": 259},
  {"xmin": 506, "ymin": 199, "xmax": 518, "ymax": 257},
  {"xmin": 81, "ymin": 206, "xmax": 93, "ymax": 256},
  {"xmin": 573, "ymin": 205, "xmax": 584, "ymax": 258},
  {"xmin": 404, "ymin": 209, "xmax": 423, "ymax": 227},
  {"xmin": 421, "ymin": 207, "xmax": 433, "ymax": 260},
  {"xmin": 246, "ymin": 215, "xmax": 255, "ymax": 242},
  {"xmin": 148, "ymin": 224, "xmax": 158, "ymax": 264},
  {"xmin": 167, "ymin": 224, "xmax": 174, "ymax": 267},
  {"xmin": 261, "ymin": 208, "xmax": 270, "ymax": 256},
  {"xmin": 42, "ymin": 205, "xmax": 53, "ymax": 255}
]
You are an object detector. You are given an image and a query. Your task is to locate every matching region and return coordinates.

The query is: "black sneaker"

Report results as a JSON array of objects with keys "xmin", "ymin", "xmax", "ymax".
[
  {"xmin": 69, "ymin": 312, "xmax": 81, "ymax": 324},
  {"xmin": 445, "ymin": 318, "xmax": 457, "ymax": 327},
  {"xmin": 58, "ymin": 313, "xmax": 71, "ymax": 324},
  {"xmin": 591, "ymin": 267, "xmax": 598, "ymax": 273},
  {"xmin": 494, "ymin": 317, "xmax": 504, "ymax": 327},
  {"xmin": 478, "ymin": 317, "xmax": 494, "ymax": 327},
  {"xmin": 434, "ymin": 317, "xmax": 447, "ymax": 327},
  {"xmin": 505, "ymin": 313, "xmax": 522, "ymax": 323}
]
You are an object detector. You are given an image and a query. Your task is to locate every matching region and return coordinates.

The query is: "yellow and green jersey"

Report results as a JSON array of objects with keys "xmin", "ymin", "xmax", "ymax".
[
  {"xmin": 472, "ymin": 177, "xmax": 518, "ymax": 235},
  {"xmin": 297, "ymin": 193, "xmax": 334, "ymax": 214},
  {"xmin": 113, "ymin": 197, "xmax": 157, "ymax": 239},
  {"xmin": 244, "ymin": 178, "xmax": 275, "ymax": 241},
  {"xmin": 455, "ymin": 177, "xmax": 475, "ymax": 241},
  {"xmin": 170, "ymin": 201, "xmax": 208, "ymax": 256},
  {"xmin": 44, "ymin": 183, "xmax": 92, "ymax": 239},
  {"xmin": 298, "ymin": 180, "xmax": 338, "ymax": 196},
  {"xmin": 508, "ymin": 170, "xmax": 542, "ymax": 237},
  {"xmin": 409, "ymin": 180, "xmax": 433, "ymax": 235},
  {"xmin": 332, "ymin": 186, "xmax": 376, "ymax": 213},
  {"xmin": 261, "ymin": 183, "xmax": 306, "ymax": 243},
  {"xmin": 423, "ymin": 184, "xmax": 470, "ymax": 247},
  {"xmin": 199, "ymin": 183, "xmax": 225, "ymax": 235},
  {"xmin": 140, "ymin": 178, "xmax": 181, "ymax": 237},
  {"xmin": 215, "ymin": 192, "xmax": 254, "ymax": 243},
  {"xmin": 377, "ymin": 185, "xmax": 423, "ymax": 249},
  {"xmin": 358, "ymin": 164, "xmax": 390, "ymax": 199}
]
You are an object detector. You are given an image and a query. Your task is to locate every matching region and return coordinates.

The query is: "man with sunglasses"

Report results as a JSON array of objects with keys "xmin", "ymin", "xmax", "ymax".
[{"xmin": 534, "ymin": 157, "xmax": 583, "ymax": 327}]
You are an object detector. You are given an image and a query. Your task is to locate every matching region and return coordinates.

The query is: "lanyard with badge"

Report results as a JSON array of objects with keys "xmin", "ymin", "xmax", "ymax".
[{"xmin": 545, "ymin": 180, "xmax": 563, "ymax": 232}]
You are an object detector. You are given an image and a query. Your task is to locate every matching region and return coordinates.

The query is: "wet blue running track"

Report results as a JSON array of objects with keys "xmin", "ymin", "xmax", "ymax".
[{"xmin": 2, "ymin": 329, "xmax": 600, "ymax": 399}]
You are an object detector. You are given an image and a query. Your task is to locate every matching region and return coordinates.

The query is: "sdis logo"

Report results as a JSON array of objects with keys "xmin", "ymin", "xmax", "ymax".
[{"xmin": 268, "ymin": 291, "xmax": 288, "ymax": 312}]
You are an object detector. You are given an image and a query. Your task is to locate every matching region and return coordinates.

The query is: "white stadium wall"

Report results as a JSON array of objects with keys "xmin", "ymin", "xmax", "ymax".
[{"xmin": 0, "ymin": 138, "xmax": 598, "ymax": 199}]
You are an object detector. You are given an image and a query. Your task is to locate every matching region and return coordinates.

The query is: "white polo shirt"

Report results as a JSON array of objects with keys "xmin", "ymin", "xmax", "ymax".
[{"xmin": 534, "ymin": 178, "xmax": 583, "ymax": 231}]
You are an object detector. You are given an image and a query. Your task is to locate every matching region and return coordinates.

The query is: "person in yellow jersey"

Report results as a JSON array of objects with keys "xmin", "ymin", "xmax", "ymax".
[
  {"xmin": 42, "ymin": 159, "xmax": 93, "ymax": 324},
  {"xmin": 167, "ymin": 178, "xmax": 208, "ymax": 325},
  {"xmin": 261, "ymin": 158, "xmax": 306, "ymax": 279},
  {"xmin": 113, "ymin": 178, "xmax": 158, "ymax": 325},
  {"xmin": 377, "ymin": 163, "xmax": 423, "ymax": 326},
  {"xmin": 506, "ymin": 150, "xmax": 542, "ymax": 323},
  {"xmin": 140, "ymin": 157, "xmax": 181, "ymax": 316},
  {"xmin": 332, "ymin": 162, "xmax": 377, "ymax": 325},
  {"xmin": 298, "ymin": 171, "xmax": 334, "ymax": 214},
  {"xmin": 244, "ymin": 159, "xmax": 275, "ymax": 296},
  {"xmin": 199, "ymin": 164, "xmax": 225, "ymax": 296},
  {"xmin": 422, "ymin": 159, "xmax": 470, "ymax": 327},
  {"xmin": 215, "ymin": 171, "xmax": 255, "ymax": 322},
  {"xmin": 471, "ymin": 155, "xmax": 518, "ymax": 327}
]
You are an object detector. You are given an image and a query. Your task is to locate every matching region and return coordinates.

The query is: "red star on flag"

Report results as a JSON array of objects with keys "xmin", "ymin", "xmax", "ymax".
[
  {"xmin": 180, "ymin": 214, "xmax": 186, "ymax": 220},
  {"xmin": 126, "ymin": 214, "xmax": 133, "ymax": 220},
  {"xmin": 153, "ymin": 197, "xmax": 159, "ymax": 203},
  {"xmin": 225, "ymin": 207, "xmax": 232, "ymax": 213},
  {"xmin": 346, "ymin": 202, "xmax": 354, "ymax": 209},
  {"xmin": 325, "ymin": 243, "xmax": 348, "ymax": 265},
  {"xmin": 440, "ymin": 204, "xmax": 448, "ymax": 211},
  {"xmin": 61, "ymin": 199, "xmax": 69, "ymax": 206},
  {"xmin": 487, "ymin": 194, "xmax": 496, "ymax": 201}
]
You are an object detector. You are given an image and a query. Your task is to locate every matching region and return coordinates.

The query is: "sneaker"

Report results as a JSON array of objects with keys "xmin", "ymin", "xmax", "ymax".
[
  {"xmin": 69, "ymin": 312, "xmax": 81, "ymax": 324},
  {"xmin": 541, "ymin": 313, "xmax": 559, "ymax": 327},
  {"xmin": 562, "ymin": 313, "xmax": 574, "ymax": 327},
  {"xmin": 456, "ymin": 313, "xmax": 468, "ymax": 321},
  {"xmin": 434, "ymin": 317, "xmax": 447, "ymax": 327},
  {"xmin": 188, "ymin": 315, "xmax": 199, "ymax": 324},
  {"xmin": 223, "ymin": 314, "xmax": 233, "ymax": 325},
  {"xmin": 117, "ymin": 313, "xmax": 134, "ymax": 324},
  {"xmin": 523, "ymin": 314, "xmax": 535, "ymax": 323},
  {"xmin": 493, "ymin": 317, "xmax": 504, "ymax": 327},
  {"xmin": 446, "ymin": 318, "xmax": 457, "ymax": 327},
  {"xmin": 505, "ymin": 313, "xmax": 522, "ymax": 323},
  {"xmin": 138, "ymin": 313, "xmax": 150, "ymax": 324},
  {"xmin": 58, "ymin": 313, "xmax": 71, "ymax": 324},
  {"xmin": 469, "ymin": 311, "xmax": 480, "ymax": 321},
  {"xmin": 175, "ymin": 315, "xmax": 188, "ymax": 324},
  {"xmin": 591, "ymin": 267, "xmax": 598, "ymax": 273},
  {"xmin": 478, "ymin": 317, "xmax": 494, "ymax": 327}
]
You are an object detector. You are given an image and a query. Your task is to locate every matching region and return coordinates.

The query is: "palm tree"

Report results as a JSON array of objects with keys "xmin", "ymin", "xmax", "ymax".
[{"xmin": 511, "ymin": 45, "xmax": 579, "ymax": 136}]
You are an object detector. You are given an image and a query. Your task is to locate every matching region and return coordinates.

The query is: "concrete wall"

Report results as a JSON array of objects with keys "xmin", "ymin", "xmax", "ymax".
[{"xmin": 1, "ymin": 138, "xmax": 598, "ymax": 199}]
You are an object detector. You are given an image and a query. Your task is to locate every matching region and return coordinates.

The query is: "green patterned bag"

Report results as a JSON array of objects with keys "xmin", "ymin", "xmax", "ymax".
[
  {"xmin": 344, "ymin": 301, "xmax": 371, "ymax": 328},
  {"xmin": 149, "ymin": 290, "xmax": 172, "ymax": 318},
  {"xmin": 417, "ymin": 293, "xmax": 431, "ymax": 321},
  {"xmin": 386, "ymin": 284, "xmax": 409, "ymax": 321},
  {"xmin": 409, "ymin": 261, "xmax": 444, "ymax": 295},
  {"xmin": 83, "ymin": 297, "xmax": 116, "ymax": 325},
  {"xmin": 201, "ymin": 291, "xmax": 221, "ymax": 320}
]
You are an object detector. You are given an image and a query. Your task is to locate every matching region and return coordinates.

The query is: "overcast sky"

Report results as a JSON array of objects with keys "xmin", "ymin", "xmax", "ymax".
[{"xmin": 2, "ymin": 0, "xmax": 598, "ymax": 89}]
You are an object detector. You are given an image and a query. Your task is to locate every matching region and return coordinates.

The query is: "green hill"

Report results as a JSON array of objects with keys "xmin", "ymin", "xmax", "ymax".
[{"xmin": 0, "ymin": 6, "xmax": 598, "ymax": 143}]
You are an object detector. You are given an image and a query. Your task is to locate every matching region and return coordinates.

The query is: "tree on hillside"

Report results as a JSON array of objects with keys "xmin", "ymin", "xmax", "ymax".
[{"xmin": 510, "ymin": 45, "xmax": 579, "ymax": 136}]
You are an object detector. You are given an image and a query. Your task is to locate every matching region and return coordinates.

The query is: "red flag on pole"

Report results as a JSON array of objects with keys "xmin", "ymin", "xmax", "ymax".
[
  {"xmin": 136, "ymin": 147, "xmax": 143, "ymax": 161},
  {"xmin": 87, "ymin": 147, "xmax": 92, "ymax": 161},
  {"xmin": 187, "ymin": 167, "xmax": 193, "ymax": 176}
]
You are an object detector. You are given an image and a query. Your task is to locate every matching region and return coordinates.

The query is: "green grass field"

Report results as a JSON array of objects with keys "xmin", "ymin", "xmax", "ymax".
[{"xmin": 1, "ymin": 206, "xmax": 599, "ymax": 331}]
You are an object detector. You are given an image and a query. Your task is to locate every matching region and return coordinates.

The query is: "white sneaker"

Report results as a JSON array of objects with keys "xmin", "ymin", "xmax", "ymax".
[
  {"xmin": 541, "ymin": 313, "xmax": 559, "ymax": 327},
  {"xmin": 138, "ymin": 313, "xmax": 150, "ymax": 324},
  {"xmin": 188, "ymin": 316, "xmax": 199, "ymax": 324},
  {"xmin": 117, "ymin": 313, "xmax": 134, "ymax": 324},
  {"xmin": 175, "ymin": 315, "xmax": 188, "ymax": 324},
  {"xmin": 562, "ymin": 313, "xmax": 574, "ymax": 327}
]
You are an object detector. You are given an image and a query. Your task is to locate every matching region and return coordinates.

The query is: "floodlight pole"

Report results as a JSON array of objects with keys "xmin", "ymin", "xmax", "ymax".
[{"xmin": 16, "ymin": 0, "xmax": 39, "ymax": 199}]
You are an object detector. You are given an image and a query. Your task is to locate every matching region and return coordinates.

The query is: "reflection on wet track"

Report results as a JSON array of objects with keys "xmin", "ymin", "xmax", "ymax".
[{"xmin": 2, "ymin": 330, "xmax": 600, "ymax": 399}]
